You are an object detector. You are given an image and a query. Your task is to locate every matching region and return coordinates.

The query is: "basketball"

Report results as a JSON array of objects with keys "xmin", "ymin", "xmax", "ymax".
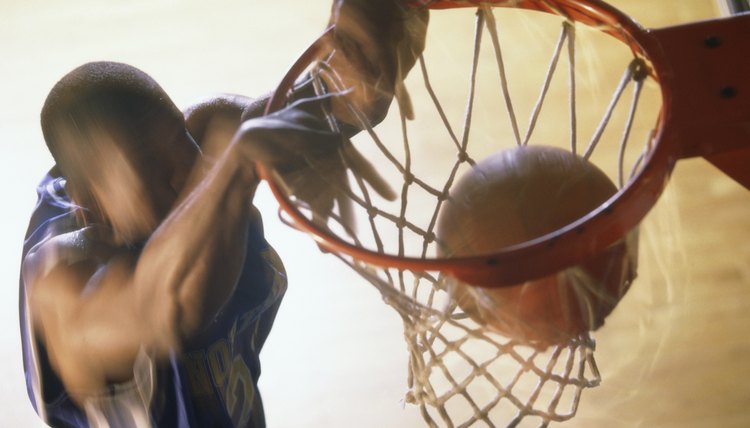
[{"xmin": 437, "ymin": 145, "xmax": 637, "ymax": 347}]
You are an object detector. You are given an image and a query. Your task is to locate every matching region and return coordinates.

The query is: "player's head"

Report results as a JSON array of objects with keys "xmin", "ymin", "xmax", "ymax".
[{"xmin": 41, "ymin": 61, "xmax": 199, "ymax": 244}]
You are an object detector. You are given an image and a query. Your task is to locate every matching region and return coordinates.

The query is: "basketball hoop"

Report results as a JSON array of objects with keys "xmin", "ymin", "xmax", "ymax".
[{"xmin": 255, "ymin": 1, "xmax": 750, "ymax": 426}]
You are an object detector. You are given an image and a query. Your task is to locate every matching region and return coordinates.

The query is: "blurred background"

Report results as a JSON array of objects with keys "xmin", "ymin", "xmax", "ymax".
[{"xmin": 1, "ymin": 1, "xmax": 748, "ymax": 426}]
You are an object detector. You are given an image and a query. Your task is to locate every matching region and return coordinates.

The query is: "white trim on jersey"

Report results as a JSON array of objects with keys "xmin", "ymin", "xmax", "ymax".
[{"xmin": 23, "ymin": 291, "xmax": 48, "ymax": 424}]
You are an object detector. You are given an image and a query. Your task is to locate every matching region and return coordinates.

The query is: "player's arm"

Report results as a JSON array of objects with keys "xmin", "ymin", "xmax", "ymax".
[
  {"xmin": 24, "ymin": 136, "xmax": 257, "ymax": 405},
  {"xmin": 23, "ymin": 226, "xmax": 154, "ymax": 400},
  {"xmin": 139, "ymin": 0, "xmax": 427, "ymax": 351},
  {"xmin": 131, "ymin": 136, "xmax": 257, "ymax": 350}
]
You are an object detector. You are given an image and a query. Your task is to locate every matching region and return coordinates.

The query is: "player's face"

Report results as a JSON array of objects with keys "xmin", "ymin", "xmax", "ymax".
[{"xmin": 59, "ymin": 121, "xmax": 195, "ymax": 245}]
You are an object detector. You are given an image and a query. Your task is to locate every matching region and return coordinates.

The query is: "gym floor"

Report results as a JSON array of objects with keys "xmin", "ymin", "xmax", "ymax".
[{"xmin": 1, "ymin": 1, "xmax": 748, "ymax": 426}]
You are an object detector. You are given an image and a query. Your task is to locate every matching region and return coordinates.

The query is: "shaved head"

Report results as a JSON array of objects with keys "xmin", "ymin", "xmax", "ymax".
[
  {"xmin": 41, "ymin": 61, "xmax": 184, "ymax": 151},
  {"xmin": 41, "ymin": 62, "xmax": 197, "ymax": 236}
]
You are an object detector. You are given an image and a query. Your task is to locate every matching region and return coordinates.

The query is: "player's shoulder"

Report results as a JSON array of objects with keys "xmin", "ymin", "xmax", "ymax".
[
  {"xmin": 24, "ymin": 172, "xmax": 117, "ymax": 284},
  {"xmin": 23, "ymin": 225, "xmax": 117, "ymax": 286},
  {"xmin": 183, "ymin": 94, "xmax": 256, "ymax": 136}
]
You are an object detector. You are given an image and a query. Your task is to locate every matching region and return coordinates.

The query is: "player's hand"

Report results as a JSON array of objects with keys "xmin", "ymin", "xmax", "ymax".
[
  {"xmin": 234, "ymin": 96, "xmax": 395, "ymax": 231},
  {"xmin": 326, "ymin": 0, "xmax": 429, "ymax": 124}
]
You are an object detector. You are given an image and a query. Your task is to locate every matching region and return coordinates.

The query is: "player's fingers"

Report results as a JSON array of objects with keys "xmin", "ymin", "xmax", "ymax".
[
  {"xmin": 336, "ymin": 188, "xmax": 356, "ymax": 233},
  {"xmin": 343, "ymin": 142, "xmax": 396, "ymax": 200}
]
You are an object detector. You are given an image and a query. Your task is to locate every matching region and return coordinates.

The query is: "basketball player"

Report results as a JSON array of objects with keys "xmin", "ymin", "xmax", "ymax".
[
  {"xmin": 20, "ymin": 60, "xmax": 293, "ymax": 427},
  {"xmin": 19, "ymin": 1, "xmax": 427, "ymax": 427}
]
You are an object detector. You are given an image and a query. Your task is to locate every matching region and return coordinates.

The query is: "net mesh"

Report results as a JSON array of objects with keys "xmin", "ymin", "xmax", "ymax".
[
  {"xmin": 272, "ymin": 4, "xmax": 658, "ymax": 427},
  {"xmin": 334, "ymin": 260, "xmax": 602, "ymax": 427}
]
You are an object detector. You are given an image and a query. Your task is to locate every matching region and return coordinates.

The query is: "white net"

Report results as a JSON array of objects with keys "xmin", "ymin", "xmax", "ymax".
[
  {"xmin": 271, "ymin": 4, "xmax": 660, "ymax": 427},
  {"xmin": 338, "ymin": 260, "xmax": 602, "ymax": 427}
]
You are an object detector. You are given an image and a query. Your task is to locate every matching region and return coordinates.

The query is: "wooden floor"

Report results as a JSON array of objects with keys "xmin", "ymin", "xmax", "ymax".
[{"xmin": 1, "ymin": 1, "xmax": 748, "ymax": 427}]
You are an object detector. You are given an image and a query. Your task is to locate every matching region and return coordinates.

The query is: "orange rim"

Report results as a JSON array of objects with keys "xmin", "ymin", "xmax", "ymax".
[{"xmin": 258, "ymin": 0, "xmax": 750, "ymax": 287}]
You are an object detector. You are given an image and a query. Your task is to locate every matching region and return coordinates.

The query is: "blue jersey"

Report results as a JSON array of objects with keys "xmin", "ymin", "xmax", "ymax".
[{"xmin": 19, "ymin": 171, "xmax": 287, "ymax": 427}]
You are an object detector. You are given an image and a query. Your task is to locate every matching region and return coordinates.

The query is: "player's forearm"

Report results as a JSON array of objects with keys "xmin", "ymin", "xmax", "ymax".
[{"xmin": 132, "ymin": 144, "xmax": 255, "ymax": 353}]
